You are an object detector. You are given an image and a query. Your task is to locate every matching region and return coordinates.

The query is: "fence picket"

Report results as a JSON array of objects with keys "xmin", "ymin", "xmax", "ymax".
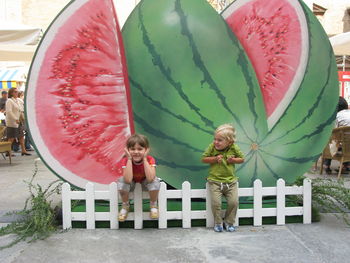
[
  {"xmin": 134, "ymin": 183, "xmax": 143, "ymax": 229},
  {"xmin": 234, "ymin": 182, "xmax": 239, "ymax": 227},
  {"xmin": 86, "ymin": 182, "xmax": 95, "ymax": 229},
  {"xmin": 253, "ymin": 180, "xmax": 262, "ymax": 226},
  {"xmin": 205, "ymin": 182, "xmax": 214, "ymax": 228},
  {"xmin": 182, "ymin": 181, "xmax": 191, "ymax": 228},
  {"xmin": 277, "ymin": 179, "xmax": 285, "ymax": 225},
  {"xmin": 109, "ymin": 182, "xmax": 118, "ymax": 229},
  {"xmin": 61, "ymin": 179, "xmax": 311, "ymax": 229},
  {"xmin": 158, "ymin": 182, "xmax": 167, "ymax": 229},
  {"xmin": 303, "ymin": 178, "xmax": 312, "ymax": 224},
  {"xmin": 62, "ymin": 183, "xmax": 72, "ymax": 230}
]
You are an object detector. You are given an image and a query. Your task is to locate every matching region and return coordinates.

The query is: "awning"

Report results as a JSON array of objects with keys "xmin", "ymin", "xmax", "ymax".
[
  {"xmin": 0, "ymin": 81, "xmax": 16, "ymax": 90},
  {"xmin": 0, "ymin": 23, "xmax": 42, "ymax": 45},
  {"xmin": 0, "ymin": 69, "xmax": 26, "ymax": 81},
  {"xmin": 0, "ymin": 44, "xmax": 37, "ymax": 61},
  {"xmin": 0, "ymin": 69, "xmax": 26, "ymax": 90}
]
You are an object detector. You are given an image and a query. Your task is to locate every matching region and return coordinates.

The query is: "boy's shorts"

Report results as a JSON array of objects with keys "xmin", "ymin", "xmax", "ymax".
[{"xmin": 117, "ymin": 177, "xmax": 161, "ymax": 192}]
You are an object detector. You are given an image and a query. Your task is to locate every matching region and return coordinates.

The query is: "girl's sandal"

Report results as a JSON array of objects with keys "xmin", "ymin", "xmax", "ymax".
[
  {"xmin": 150, "ymin": 205, "xmax": 158, "ymax": 219},
  {"xmin": 118, "ymin": 207, "xmax": 129, "ymax": 222}
]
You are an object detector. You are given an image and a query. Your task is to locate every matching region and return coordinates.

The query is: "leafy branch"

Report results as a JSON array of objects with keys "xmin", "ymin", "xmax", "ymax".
[{"xmin": 294, "ymin": 175, "xmax": 350, "ymax": 225}]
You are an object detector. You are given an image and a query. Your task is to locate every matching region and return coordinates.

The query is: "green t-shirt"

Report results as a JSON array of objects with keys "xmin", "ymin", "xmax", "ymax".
[{"xmin": 202, "ymin": 143, "xmax": 244, "ymax": 183}]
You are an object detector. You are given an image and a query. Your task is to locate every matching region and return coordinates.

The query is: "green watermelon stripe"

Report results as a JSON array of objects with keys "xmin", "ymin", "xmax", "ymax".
[
  {"xmin": 259, "ymin": 148, "xmax": 320, "ymax": 163},
  {"xmin": 248, "ymin": 153, "xmax": 259, "ymax": 186},
  {"xmin": 283, "ymin": 109, "xmax": 336, "ymax": 145},
  {"xmin": 258, "ymin": 152, "xmax": 281, "ymax": 181},
  {"xmin": 259, "ymin": 49, "xmax": 335, "ymax": 146},
  {"xmin": 137, "ymin": 4, "xmax": 215, "ymax": 130},
  {"xmin": 130, "ymin": 78, "xmax": 213, "ymax": 135},
  {"xmin": 133, "ymin": 113, "xmax": 203, "ymax": 153},
  {"xmin": 156, "ymin": 158, "xmax": 206, "ymax": 171},
  {"xmin": 225, "ymin": 25, "xmax": 264, "ymax": 142},
  {"xmin": 174, "ymin": 0, "xmax": 255, "ymax": 142}
]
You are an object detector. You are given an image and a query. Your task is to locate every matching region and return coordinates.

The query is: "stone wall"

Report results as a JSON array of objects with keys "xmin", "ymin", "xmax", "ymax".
[
  {"xmin": 313, "ymin": 0, "xmax": 350, "ymax": 36},
  {"xmin": 20, "ymin": 0, "xmax": 140, "ymax": 30},
  {"xmin": 21, "ymin": 0, "xmax": 71, "ymax": 30}
]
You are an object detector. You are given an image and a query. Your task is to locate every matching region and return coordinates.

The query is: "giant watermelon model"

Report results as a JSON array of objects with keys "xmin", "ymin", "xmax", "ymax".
[
  {"xmin": 26, "ymin": 0, "xmax": 338, "ymax": 190},
  {"xmin": 123, "ymin": 0, "xmax": 338, "ymax": 188},
  {"xmin": 26, "ymin": 0, "xmax": 133, "ymax": 190}
]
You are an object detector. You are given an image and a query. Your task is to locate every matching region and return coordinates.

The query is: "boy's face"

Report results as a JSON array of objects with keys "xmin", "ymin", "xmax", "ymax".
[
  {"xmin": 128, "ymin": 143, "xmax": 147, "ymax": 163},
  {"xmin": 214, "ymin": 134, "xmax": 231, "ymax": 151}
]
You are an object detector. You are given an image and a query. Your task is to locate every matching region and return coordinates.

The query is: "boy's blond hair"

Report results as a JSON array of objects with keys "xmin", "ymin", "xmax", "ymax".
[{"xmin": 215, "ymin": 124, "xmax": 236, "ymax": 143}]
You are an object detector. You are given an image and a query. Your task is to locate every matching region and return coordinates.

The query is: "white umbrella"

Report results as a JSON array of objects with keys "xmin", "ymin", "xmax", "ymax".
[{"xmin": 329, "ymin": 32, "xmax": 350, "ymax": 56}]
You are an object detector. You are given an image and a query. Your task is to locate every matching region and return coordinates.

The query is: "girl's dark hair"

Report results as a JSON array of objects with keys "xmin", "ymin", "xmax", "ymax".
[
  {"xmin": 338, "ymin": 96, "xmax": 348, "ymax": 112},
  {"xmin": 8, "ymin": 88, "xmax": 17, "ymax": 98},
  {"xmin": 126, "ymin": 134, "xmax": 149, "ymax": 149}
]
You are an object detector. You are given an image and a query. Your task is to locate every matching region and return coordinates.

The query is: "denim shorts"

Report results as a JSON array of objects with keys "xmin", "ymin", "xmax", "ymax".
[{"xmin": 117, "ymin": 176, "xmax": 161, "ymax": 192}]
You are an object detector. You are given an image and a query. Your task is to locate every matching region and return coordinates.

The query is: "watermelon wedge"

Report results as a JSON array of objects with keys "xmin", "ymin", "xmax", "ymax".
[
  {"xmin": 222, "ymin": 0, "xmax": 338, "ymax": 186},
  {"xmin": 222, "ymin": 0, "xmax": 309, "ymax": 129},
  {"xmin": 26, "ymin": 0, "xmax": 133, "ymax": 190}
]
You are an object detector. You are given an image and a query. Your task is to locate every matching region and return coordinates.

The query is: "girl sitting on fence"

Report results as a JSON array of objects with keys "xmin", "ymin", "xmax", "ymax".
[
  {"xmin": 202, "ymin": 124, "xmax": 244, "ymax": 232},
  {"xmin": 117, "ymin": 134, "xmax": 160, "ymax": 222}
]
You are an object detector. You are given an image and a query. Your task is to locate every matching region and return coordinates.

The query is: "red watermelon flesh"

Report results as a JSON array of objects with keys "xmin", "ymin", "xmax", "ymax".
[
  {"xmin": 223, "ymin": 0, "xmax": 308, "ymax": 129},
  {"xmin": 29, "ymin": 0, "xmax": 133, "ymax": 188}
]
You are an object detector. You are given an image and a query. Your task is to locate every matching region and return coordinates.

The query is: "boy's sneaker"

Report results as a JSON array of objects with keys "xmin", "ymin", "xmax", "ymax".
[
  {"xmin": 150, "ymin": 205, "xmax": 159, "ymax": 219},
  {"xmin": 213, "ymin": 224, "xmax": 223, "ymax": 232},
  {"xmin": 224, "ymin": 222, "xmax": 236, "ymax": 232}
]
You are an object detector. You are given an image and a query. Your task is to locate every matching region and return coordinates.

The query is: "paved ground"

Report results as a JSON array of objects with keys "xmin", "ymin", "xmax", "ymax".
[{"xmin": 1, "ymin": 151, "xmax": 350, "ymax": 263}]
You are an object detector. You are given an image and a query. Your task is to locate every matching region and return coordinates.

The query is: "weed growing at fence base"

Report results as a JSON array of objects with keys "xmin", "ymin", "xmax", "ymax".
[
  {"xmin": 294, "ymin": 176, "xmax": 350, "ymax": 225},
  {"xmin": 0, "ymin": 161, "xmax": 63, "ymax": 250}
]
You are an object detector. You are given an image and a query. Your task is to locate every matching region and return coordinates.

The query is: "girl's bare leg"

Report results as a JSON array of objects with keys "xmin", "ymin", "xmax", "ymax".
[
  {"xmin": 149, "ymin": 190, "xmax": 159, "ymax": 203},
  {"xmin": 119, "ymin": 190, "xmax": 129, "ymax": 203}
]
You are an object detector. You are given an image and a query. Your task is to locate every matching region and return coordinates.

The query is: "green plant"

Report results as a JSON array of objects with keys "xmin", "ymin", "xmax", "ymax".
[
  {"xmin": 294, "ymin": 175, "xmax": 350, "ymax": 225},
  {"xmin": 0, "ymin": 161, "xmax": 63, "ymax": 250}
]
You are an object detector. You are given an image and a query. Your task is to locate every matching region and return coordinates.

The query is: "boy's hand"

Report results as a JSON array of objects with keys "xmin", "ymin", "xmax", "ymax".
[
  {"xmin": 227, "ymin": 155, "xmax": 244, "ymax": 164},
  {"xmin": 124, "ymin": 148, "xmax": 132, "ymax": 160},
  {"xmin": 227, "ymin": 155, "xmax": 235, "ymax": 164},
  {"xmin": 216, "ymin": 155, "xmax": 223, "ymax": 163}
]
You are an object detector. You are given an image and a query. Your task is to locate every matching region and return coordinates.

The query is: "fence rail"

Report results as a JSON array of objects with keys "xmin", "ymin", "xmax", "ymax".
[{"xmin": 62, "ymin": 178, "xmax": 312, "ymax": 230}]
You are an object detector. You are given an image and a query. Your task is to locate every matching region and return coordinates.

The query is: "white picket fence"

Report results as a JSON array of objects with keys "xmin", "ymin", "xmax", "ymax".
[{"xmin": 62, "ymin": 178, "xmax": 312, "ymax": 230}]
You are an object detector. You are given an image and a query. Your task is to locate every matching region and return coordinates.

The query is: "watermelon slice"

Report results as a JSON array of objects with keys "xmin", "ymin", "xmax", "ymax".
[
  {"xmin": 26, "ymin": 0, "xmax": 133, "ymax": 190},
  {"xmin": 223, "ymin": 0, "xmax": 338, "ymax": 186},
  {"xmin": 222, "ymin": 0, "xmax": 309, "ymax": 129}
]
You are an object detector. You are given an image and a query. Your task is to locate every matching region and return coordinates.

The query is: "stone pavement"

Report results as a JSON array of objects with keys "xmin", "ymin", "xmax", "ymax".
[{"xmin": 1, "ymin": 152, "xmax": 350, "ymax": 263}]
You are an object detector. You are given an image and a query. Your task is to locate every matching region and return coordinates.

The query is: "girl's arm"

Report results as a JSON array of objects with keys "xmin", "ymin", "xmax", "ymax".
[
  {"xmin": 144, "ymin": 148, "xmax": 156, "ymax": 182},
  {"xmin": 123, "ymin": 148, "xmax": 133, "ymax": 184}
]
